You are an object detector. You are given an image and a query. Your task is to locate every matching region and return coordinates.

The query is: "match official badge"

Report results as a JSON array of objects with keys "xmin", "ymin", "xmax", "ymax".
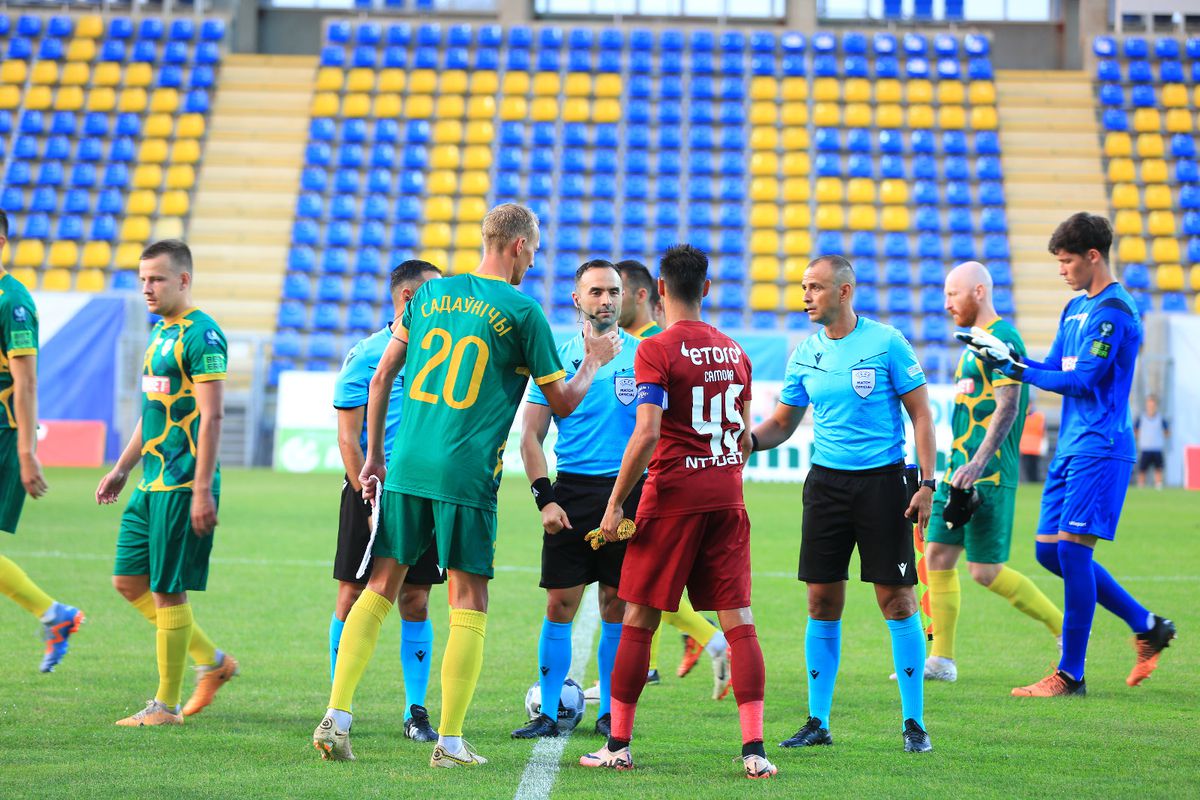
[
  {"xmin": 851, "ymin": 368, "xmax": 875, "ymax": 398},
  {"xmin": 614, "ymin": 376, "xmax": 636, "ymax": 406}
]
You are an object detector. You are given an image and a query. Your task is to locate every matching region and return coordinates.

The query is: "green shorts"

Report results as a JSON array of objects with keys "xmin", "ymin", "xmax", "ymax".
[
  {"xmin": 376, "ymin": 489, "xmax": 496, "ymax": 578},
  {"xmin": 113, "ymin": 488, "xmax": 218, "ymax": 593},
  {"xmin": 926, "ymin": 482, "xmax": 1016, "ymax": 564},
  {"xmin": 0, "ymin": 429, "xmax": 26, "ymax": 534}
]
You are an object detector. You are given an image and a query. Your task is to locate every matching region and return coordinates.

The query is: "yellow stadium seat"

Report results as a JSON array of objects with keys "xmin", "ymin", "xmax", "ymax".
[
  {"xmin": 435, "ymin": 95, "xmax": 465, "ymax": 118},
  {"xmin": 132, "ymin": 165, "xmax": 162, "ymax": 190},
  {"xmin": 0, "ymin": 86, "xmax": 16, "ymax": 110},
  {"xmin": 24, "ymin": 86, "xmax": 51, "ymax": 111},
  {"xmin": 419, "ymin": 249, "xmax": 449, "ymax": 269},
  {"xmin": 595, "ymin": 74, "xmax": 622, "ymax": 98},
  {"xmin": 1107, "ymin": 158, "xmax": 1135, "ymax": 183},
  {"xmin": 875, "ymin": 104, "xmax": 903, "ymax": 128},
  {"xmin": 115, "ymin": 242, "xmax": 144, "ymax": 268},
  {"xmin": 847, "ymin": 178, "xmax": 875, "ymax": 204},
  {"xmin": 372, "ymin": 94, "xmax": 401, "ymax": 118},
  {"xmin": 460, "ymin": 171, "xmax": 490, "ymax": 196},
  {"xmin": 76, "ymin": 14, "xmax": 104, "ymax": 39},
  {"xmin": 750, "ymin": 284, "xmax": 780, "ymax": 311},
  {"xmin": 781, "ymin": 152, "xmax": 810, "ymax": 177},
  {"xmin": 81, "ymin": 241, "xmax": 112, "ymax": 270},
  {"xmin": 531, "ymin": 98, "xmax": 558, "ymax": 122},
  {"xmin": 782, "ymin": 178, "xmax": 810, "ymax": 202},
  {"xmin": 971, "ymin": 106, "xmax": 998, "ymax": 130},
  {"xmin": 783, "ymin": 230, "xmax": 812, "ymax": 256},
  {"xmin": 166, "ymin": 165, "xmax": 195, "ymax": 190},
  {"xmin": 1144, "ymin": 184, "xmax": 1172, "ymax": 209},
  {"xmin": 31, "ymin": 61, "xmax": 59, "ymax": 85},
  {"xmin": 409, "ymin": 69, "xmax": 437, "ymax": 94},
  {"xmin": 908, "ymin": 105, "xmax": 935, "ymax": 129},
  {"xmin": 813, "ymin": 77, "xmax": 839, "ymax": 101},
  {"xmin": 844, "ymin": 78, "xmax": 870, "ymax": 103},
  {"xmin": 138, "ymin": 138, "xmax": 168, "ymax": 164},
  {"xmin": 937, "ymin": 81, "xmax": 965, "ymax": 105},
  {"xmin": 781, "ymin": 128, "xmax": 809, "ymax": 150},
  {"xmin": 42, "ymin": 269, "xmax": 72, "ymax": 292},
  {"xmin": 458, "ymin": 197, "xmax": 488, "ymax": 222},
  {"xmin": 880, "ymin": 179, "xmax": 910, "ymax": 205},
  {"xmin": 455, "ymin": 224, "xmax": 483, "ymax": 249},
  {"xmin": 1, "ymin": 60, "xmax": 27, "ymax": 84},
  {"xmin": 161, "ymin": 191, "xmax": 189, "ymax": 217},
  {"xmin": 815, "ymin": 205, "xmax": 844, "ymax": 230},
  {"xmin": 422, "ymin": 224, "xmax": 452, "ymax": 249},
  {"xmin": 565, "ymin": 74, "xmax": 592, "ymax": 97},
  {"xmin": 749, "ymin": 101, "xmax": 777, "ymax": 125},
  {"xmin": 428, "ymin": 171, "xmax": 458, "ymax": 195},
  {"xmin": 470, "ymin": 71, "xmax": 498, "ymax": 94},
  {"xmin": 594, "ymin": 99, "xmax": 621, "ymax": 123},
  {"xmin": 844, "ymin": 103, "xmax": 871, "ymax": 128},
  {"xmin": 433, "ymin": 120, "xmax": 463, "ymax": 144},
  {"xmin": 1141, "ymin": 159, "xmax": 1168, "ymax": 183},
  {"xmin": 376, "ymin": 68, "xmax": 405, "ymax": 93},
  {"xmin": 563, "ymin": 98, "xmax": 590, "ymax": 122},
  {"xmin": 47, "ymin": 242, "xmax": 79, "ymax": 270},
  {"xmin": 1118, "ymin": 237, "xmax": 1146, "ymax": 262},
  {"xmin": 815, "ymin": 177, "xmax": 844, "ymax": 203},
  {"xmin": 1165, "ymin": 109, "xmax": 1192, "ymax": 134},
  {"xmin": 125, "ymin": 62, "xmax": 152, "ymax": 88},
  {"xmin": 126, "ymin": 190, "xmax": 157, "ymax": 215},
  {"xmin": 430, "ymin": 145, "xmax": 461, "ymax": 170},
  {"xmin": 1156, "ymin": 264, "xmax": 1184, "ymax": 291},
  {"xmin": 907, "ymin": 79, "xmax": 933, "ymax": 104},
  {"xmin": 784, "ymin": 285, "xmax": 808, "ymax": 311},
  {"xmin": 121, "ymin": 216, "xmax": 152, "ymax": 242},
  {"xmin": 310, "ymin": 92, "xmax": 338, "ymax": 117},
  {"xmin": 344, "ymin": 68, "xmax": 373, "ymax": 93},
  {"xmin": 452, "ymin": 250, "xmax": 479, "ymax": 275},
  {"xmin": 781, "ymin": 102, "xmax": 808, "ymax": 125},
  {"xmin": 938, "ymin": 105, "xmax": 966, "ymax": 130},
  {"xmin": 750, "ymin": 126, "xmax": 778, "ymax": 150},
  {"xmin": 440, "ymin": 70, "xmax": 468, "ymax": 94},
  {"xmin": 1113, "ymin": 210, "xmax": 1143, "ymax": 236},
  {"xmin": 92, "ymin": 62, "xmax": 120, "ymax": 87},
  {"xmin": 143, "ymin": 113, "xmax": 173, "ymax": 138},
  {"xmin": 1133, "ymin": 108, "xmax": 1161, "ymax": 133},
  {"xmin": 152, "ymin": 89, "xmax": 182, "ymax": 117},
  {"xmin": 341, "ymin": 93, "xmax": 369, "ymax": 118},
  {"xmin": 751, "ymin": 203, "xmax": 779, "ymax": 227},
  {"xmin": 783, "ymin": 204, "xmax": 810, "ymax": 229},
  {"xmin": 750, "ymin": 77, "xmax": 777, "ymax": 100},
  {"xmin": 751, "ymin": 257, "xmax": 780, "ymax": 281},
  {"xmin": 881, "ymin": 206, "xmax": 911, "ymax": 232},
  {"xmin": 813, "ymin": 102, "xmax": 840, "ymax": 127},
  {"xmin": 968, "ymin": 81, "xmax": 996, "ymax": 105},
  {"xmin": 875, "ymin": 79, "xmax": 901, "ymax": 103},
  {"xmin": 465, "ymin": 121, "xmax": 494, "ymax": 144},
  {"xmin": 783, "ymin": 257, "xmax": 807, "ymax": 282},
  {"xmin": 533, "ymin": 73, "xmax": 561, "ymax": 96},
  {"xmin": 53, "ymin": 86, "xmax": 84, "ymax": 111},
  {"xmin": 152, "ymin": 217, "xmax": 183, "ymax": 242},
  {"xmin": 503, "ymin": 72, "xmax": 530, "ymax": 95},
  {"xmin": 425, "ymin": 197, "xmax": 454, "ymax": 222},
  {"xmin": 848, "ymin": 205, "xmax": 878, "ymax": 231},
  {"xmin": 76, "ymin": 270, "xmax": 105, "ymax": 293},
  {"xmin": 463, "ymin": 146, "xmax": 492, "ymax": 170},
  {"xmin": 1193, "ymin": 86, "xmax": 1200, "ymax": 107},
  {"xmin": 1148, "ymin": 211, "xmax": 1176, "ymax": 237},
  {"xmin": 177, "ymin": 114, "xmax": 205, "ymax": 139},
  {"xmin": 171, "ymin": 139, "xmax": 200, "ymax": 165},
  {"xmin": 1152, "ymin": 237, "xmax": 1180, "ymax": 263},
  {"xmin": 750, "ymin": 230, "xmax": 779, "ymax": 254},
  {"xmin": 8, "ymin": 267, "xmax": 36, "ymax": 288},
  {"xmin": 750, "ymin": 152, "xmax": 779, "ymax": 176},
  {"xmin": 404, "ymin": 94, "xmax": 433, "ymax": 119},
  {"xmin": 467, "ymin": 96, "xmax": 495, "ymax": 119},
  {"xmin": 86, "ymin": 87, "xmax": 116, "ymax": 112},
  {"xmin": 1191, "ymin": 266, "xmax": 1200, "ymax": 292},
  {"xmin": 500, "ymin": 97, "xmax": 528, "ymax": 121},
  {"xmin": 780, "ymin": 77, "xmax": 807, "ymax": 101},
  {"xmin": 1104, "ymin": 132, "xmax": 1132, "ymax": 157},
  {"xmin": 1161, "ymin": 83, "xmax": 1187, "ymax": 107},
  {"xmin": 315, "ymin": 67, "xmax": 343, "ymax": 91}
]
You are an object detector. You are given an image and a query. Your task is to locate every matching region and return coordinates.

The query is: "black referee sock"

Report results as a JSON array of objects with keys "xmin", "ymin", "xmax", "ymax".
[{"xmin": 742, "ymin": 741, "xmax": 766, "ymax": 759}]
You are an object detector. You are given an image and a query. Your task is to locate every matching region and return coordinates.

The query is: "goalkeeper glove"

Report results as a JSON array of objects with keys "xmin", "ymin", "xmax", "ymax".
[
  {"xmin": 942, "ymin": 486, "xmax": 984, "ymax": 530},
  {"xmin": 584, "ymin": 518, "xmax": 636, "ymax": 550},
  {"xmin": 954, "ymin": 326, "xmax": 1026, "ymax": 380}
]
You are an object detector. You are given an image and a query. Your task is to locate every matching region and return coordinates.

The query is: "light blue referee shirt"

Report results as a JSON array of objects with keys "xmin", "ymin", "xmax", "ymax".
[
  {"xmin": 526, "ymin": 328, "xmax": 640, "ymax": 476},
  {"xmin": 333, "ymin": 324, "xmax": 406, "ymax": 460},
  {"xmin": 781, "ymin": 316, "xmax": 926, "ymax": 471}
]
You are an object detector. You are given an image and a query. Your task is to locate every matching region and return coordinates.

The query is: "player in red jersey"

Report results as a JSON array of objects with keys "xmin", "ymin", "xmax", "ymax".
[{"xmin": 578, "ymin": 245, "xmax": 776, "ymax": 780}]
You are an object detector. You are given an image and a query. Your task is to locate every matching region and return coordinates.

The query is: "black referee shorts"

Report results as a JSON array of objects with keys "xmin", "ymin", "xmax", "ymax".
[
  {"xmin": 333, "ymin": 477, "xmax": 445, "ymax": 586},
  {"xmin": 540, "ymin": 472, "xmax": 644, "ymax": 590},
  {"xmin": 799, "ymin": 462, "xmax": 917, "ymax": 586}
]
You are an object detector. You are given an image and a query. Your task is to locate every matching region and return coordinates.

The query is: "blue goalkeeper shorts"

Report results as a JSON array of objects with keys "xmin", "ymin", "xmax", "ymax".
[{"xmin": 1036, "ymin": 454, "xmax": 1133, "ymax": 541}]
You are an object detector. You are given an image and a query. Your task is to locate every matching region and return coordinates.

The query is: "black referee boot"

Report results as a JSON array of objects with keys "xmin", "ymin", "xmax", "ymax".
[
  {"xmin": 512, "ymin": 713, "xmax": 559, "ymax": 739},
  {"xmin": 779, "ymin": 716, "xmax": 832, "ymax": 747},
  {"xmin": 902, "ymin": 719, "xmax": 933, "ymax": 753}
]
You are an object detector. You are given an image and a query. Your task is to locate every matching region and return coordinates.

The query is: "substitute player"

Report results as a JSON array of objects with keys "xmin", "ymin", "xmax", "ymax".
[
  {"xmin": 750, "ymin": 255, "xmax": 935, "ymax": 754},
  {"xmin": 917, "ymin": 261, "xmax": 1062, "ymax": 683},
  {"xmin": 97, "ymin": 240, "xmax": 237, "ymax": 726},
  {"xmin": 616, "ymin": 260, "xmax": 662, "ymax": 339},
  {"xmin": 0, "ymin": 208, "xmax": 85, "ymax": 672},
  {"xmin": 313, "ymin": 204, "xmax": 621, "ymax": 767},
  {"xmin": 960, "ymin": 213, "xmax": 1176, "ymax": 696},
  {"xmin": 580, "ymin": 244, "xmax": 777, "ymax": 780},
  {"xmin": 330, "ymin": 260, "xmax": 443, "ymax": 742}
]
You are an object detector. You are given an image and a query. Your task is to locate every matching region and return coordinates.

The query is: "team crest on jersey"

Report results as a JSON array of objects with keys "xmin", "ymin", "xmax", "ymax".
[
  {"xmin": 851, "ymin": 368, "xmax": 875, "ymax": 398},
  {"xmin": 614, "ymin": 376, "xmax": 636, "ymax": 405},
  {"xmin": 13, "ymin": 306, "xmax": 27, "ymax": 323},
  {"xmin": 204, "ymin": 329, "xmax": 221, "ymax": 346},
  {"xmin": 160, "ymin": 338, "xmax": 175, "ymax": 357},
  {"xmin": 1099, "ymin": 321, "xmax": 1114, "ymax": 338}
]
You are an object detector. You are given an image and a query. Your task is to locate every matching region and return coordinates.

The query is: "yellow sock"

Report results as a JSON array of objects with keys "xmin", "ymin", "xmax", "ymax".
[
  {"xmin": 329, "ymin": 589, "xmax": 391, "ymax": 712},
  {"xmin": 928, "ymin": 569, "xmax": 961, "ymax": 660},
  {"xmin": 988, "ymin": 565, "xmax": 1064, "ymax": 636},
  {"xmin": 155, "ymin": 604, "xmax": 194, "ymax": 708},
  {"xmin": 132, "ymin": 592, "xmax": 219, "ymax": 666},
  {"xmin": 439, "ymin": 608, "xmax": 487, "ymax": 737},
  {"xmin": 663, "ymin": 595, "xmax": 716, "ymax": 644},
  {"xmin": 648, "ymin": 623, "xmax": 661, "ymax": 671},
  {"xmin": 0, "ymin": 555, "xmax": 54, "ymax": 617}
]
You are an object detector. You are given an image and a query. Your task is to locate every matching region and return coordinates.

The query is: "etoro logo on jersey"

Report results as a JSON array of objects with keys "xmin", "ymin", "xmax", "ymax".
[{"xmin": 687, "ymin": 384, "xmax": 746, "ymax": 470}]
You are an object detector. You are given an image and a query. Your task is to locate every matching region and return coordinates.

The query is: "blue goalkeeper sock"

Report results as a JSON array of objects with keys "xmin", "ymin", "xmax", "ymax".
[
  {"xmin": 329, "ymin": 613, "xmax": 345, "ymax": 684},
  {"xmin": 597, "ymin": 620, "xmax": 622, "ymax": 718},
  {"xmin": 1037, "ymin": 540, "xmax": 1151, "ymax": 634},
  {"xmin": 401, "ymin": 619, "xmax": 434, "ymax": 720},
  {"xmin": 887, "ymin": 613, "xmax": 926, "ymax": 730},
  {"xmin": 1057, "ymin": 540, "xmax": 1097, "ymax": 681},
  {"xmin": 537, "ymin": 618, "xmax": 573, "ymax": 718},
  {"xmin": 805, "ymin": 618, "xmax": 841, "ymax": 728}
]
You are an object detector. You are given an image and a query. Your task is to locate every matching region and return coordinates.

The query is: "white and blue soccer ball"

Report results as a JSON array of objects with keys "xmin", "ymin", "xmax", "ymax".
[{"xmin": 524, "ymin": 678, "xmax": 585, "ymax": 730}]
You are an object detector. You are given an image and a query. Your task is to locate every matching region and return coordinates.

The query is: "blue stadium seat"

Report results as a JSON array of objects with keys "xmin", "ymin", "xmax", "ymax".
[
  {"xmin": 593, "ymin": 200, "xmax": 616, "ymax": 225},
  {"xmin": 334, "ymin": 169, "xmax": 360, "ymax": 194},
  {"xmin": 621, "ymin": 228, "xmax": 646, "ymax": 254},
  {"xmin": 22, "ymin": 213, "xmax": 50, "ymax": 239},
  {"xmin": 1179, "ymin": 186, "xmax": 1200, "ymax": 209},
  {"xmin": 1093, "ymin": 35, "xmax": 1116, "ymax": 57},
  {"xmin": 1122, "ymin": 263, "xmax": 1150, "ymax": 289},
  {"xmin": 1129, "ymin": 85, "xmax": 1155, "ymax": 108},
  {"xmin": 623, "ymin": 202, "xmax": 648, "ymax": 228},
  {"xmin": 906, "ymin": 57, "xmax": 931, "ymax": 79},
  {"xmin": 348, "ymin": 299, "xmax": 376, "ymax": 328},
  {"xmin": 911, "ymin": 130, "xmax": 936, "ymax": 154},
  {"xmin": 981, "ymin": 208, "xmax": 1008, "ymax": 233},
  {"xmin": 91, "ymin": 215, "xmax": 117, "ymax": 241},
  {"xmin": 599, "ymin": 28, "xmax": 624, "ymax": 50},
  {"xmin": 1127, "ymin": 60, "xmax": 1152, "ymax": 82},
  {"xmin": 950, "ymin": 235, "xmax": 976, "ymax": 260},
  {"xmin": 918, "ymin": 233, "xmax": 943, "ymax": 259},
  {"xmin": 296, "ymin": 193, "xmax": 322, "ymax": 219},
  {"xmin": 70, "ymin": 163, "xmax": 96, "ymax": 188},
  {"xmin": 317, "ymin": 276, "xmax": 345, "ymax": 303},
  {"xmin": 886, "ymin": 287, "xmax": 913, "ymax": 313},
  {"xmin": 975, "ymin": 132, "xmax": 1001, "ymax": 155},
  {"xmin": 817, "ymin": 232, "xmax": 845, "ymax": 254},
  {"xmin": 292, "ymin": 220, "xmax": 319, "ymax": 246},
  {"xmin": 844, "ymin": 154, "xmax": 872, "ymax": 180},
  {"xmin": 31, "ymin": 187, "xmax": 57, "ymax": 214},
  {"xmin": 64, "ymin": 190, "xmax": 92, "ymax": 215},
  {"xmin": 782, "ymin": 54, "xmax": 806, "ymax": 76},
  {"xmin": 968, "ymin": 58, "xmax": 994, "ymax": 80},
  {"xmin": 1124, "ymin": 37, "xmax": 1148, "ymax": 59},
  {"xmin": 37, "ymin": 162, "xmax": 63, "ymax": 187},
  {"xmin": 1162, "ymin": 293, "xmax": 1188, "ymax": 314},
  {"xmin": 915, "ymin": 207, "xmax": 940, "ymax": 233},
  {"xmin": 856, "ymin": 286, "xmax": 879, "ymax": 313},
  {"xmin": 1189, "ymin": 36, "xmax": 1200, "ymax": 59},
  {"xmin": 568, "ymin": 50, "xmax": 592, "ymax": 72},
  {"xmin": 5, "ymin": 37, "xmax": 32, "ymax": 61},
  {"xmin": 991, "ymin": 262, "xmax": 1012, "ymax": 286},
  {"xmin": 995, "ymin": 289, "xmax": 1015, "ymax": 315},
  {"xmin": 283, "ymin": 273, "xmax": 312, "ymax": 301},
  {"xmin": 392, "ymin": 223, "xmax": 419, "ymax": 247},
  {"xmin": 918, "ymin": 259, "xmax": 944, "ymax": 286},
  {"xmin": 855, "ymin": 259, "xmax": 878, "ymax": 284},
  {"xmin": 874, "ymin": 32, "xmax": 897, "ymax": 55},
  {"xmin": 917, "ymin": 287, "xmax": 943, "ymax": 314},
  {"xmin": 323, "ymin": 247, "xmax": 350, "ymax": 274},
  {"xmin": 289, "ymin": 247, "xmax": 316, "ymax": 272},
  {"xmin": 904, "ymin": 33, "xmax": 927, "ymax": 55},
  {"xmin": 813, "ymin": 55, "xmax": 838, "ymax": 77},
  {"xmin": 883, "ymin": 235, "xmax": 910, "ymax": 260},
  {"xmin": 38, "ymin": 37, "xmax": 65, "ymax": 61},
  {"xmin": 979, "ymin": 182, "xmax": 1005, "ymax": 205},
  {"xmin": 319, "ymin": 46, "xmax": 345, "ymax": 67},
  {"xmin": 942, "ymin": 131, "xmax": 967, "ymax": 156},
  {"xmin": 1177, "ymin": 159, "xmax": 1200, "ymax": 184},
  {"xmin": 100, "ymin": 40, "xmax": 127, "ymax": 62},
  {"xmin": 850, "ymin": 232, "xmax": 877, "ymax": 258},
  {"xmin": 878, "ymin": 130, "xmax": 904, "ymax": 153},
  {"xmin": 0, "ymin": 187, "xmax": 22, "ymax": 214},
  {"xmin": 692, "ymin": 52, "xmax": 715, "ymax": 76},
  {"xmin": 844, "ymin": 31, "xmax": 868, "ymax": 54},
  {"xmin": 977, "ymin": 157, "xmax": 1003, "ymax": 181},
  {"xmin": 97, "ymin": 188, "xmax": 123, "ymax": 214},
  {"xmin": 109, "ymin": 16, "xmax": 133, "ymax": 39},
  {"xmin": 345, "ymin": 120, "xmax": 368, "ymax": 142},
  {"xmin": 750, "ymin": 54, "xmax": 775, "ymax": 75},
  {"xmin": 911, "ymin": 155, "xmax": 937, "ymax": 180},
  {"xmin": 304, "ymin": 142, "xmax": 331, "ymax": 167},
  {"xmin": 690, "ymin": 151, "xmax": 714, "ymax": 175},
  {"xmin": 913, "ymin": 181, "xmax": 938, "ymax": 205},
  {"xmin": 922, "ymin": 314, "xmax": 948, "ymax": 343},
  {"xmin": 937, "ymin": 59, "xmax": 961, "ymax": 80},
  {"xmin": 946, "ymin": 182, "xmax": 971, "ymax": 205},
  {"xmin": 625, "ymin": 175, "xmax": 649, "ymax": 199},
  {"xmin": 947, "ymin": 208, "xmax": 973, "ymax": 233},
  {"xmin": 1160, "ymin": 60, "xmax": 1184, "ymax": 82},
  {"xmin": 157, "ymin": 65, "xmax": 184, "ymax": 88},
  {"xmin": 630, "ymin": 51, "xmax": 653, "ymax": 73},
  {"xmin": 277, "ymin": 301, "xmax": 307, "ymax": 331},
  {"xmin": 13, "ymin": 135, "xmax": 36, "ymax": 160},
  {"xmin": 593, "ymin": 174, "xmax": 617, "ymax": 198},
  {"xmin": 880, "ymin": 155, "xmax": 905, "ymax": 179},
  {"xmin": 1185, "ymin": 212, "xmax": 1200, "ymax": 237},
  {"xmin": 815, "ymin": 154, "xmax": 842, "ymax": 177},
  {"xmin": 934, "ymin": 33, "xmax": 958, "ymax": 57},
  {"xmin": 360, "ymin": 222, "xmax": 385, "ymax": 249},
  {"xmin": 313, "ymin": 304, "xmax": 342, "ymax": 331},
  {"xmin": 1172, "ymin": 134, "xmax": 1197, "ymax": 158},
  {"xmin": 945, "ymin": 157, "xmax": 970, "ymax": 181}
]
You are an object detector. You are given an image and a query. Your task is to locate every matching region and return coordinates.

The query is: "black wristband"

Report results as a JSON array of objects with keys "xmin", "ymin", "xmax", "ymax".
[
  {"xmin": 531, "ymin": 477, "xmax": 555, "ymax": 510},
  {"xmin": 750, "ymin": 432, "xmax": 759, "ymax": 452}
]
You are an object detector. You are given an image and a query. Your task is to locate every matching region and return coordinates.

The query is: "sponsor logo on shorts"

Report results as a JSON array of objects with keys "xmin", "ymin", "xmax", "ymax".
[
  {"xmin": 142, "ymin": 375, "xmax": 170, "ymax": 394},
  {"xmin": 1067, "ymin": 520, "xmax": 1087, "ymax": 528},
  {"xmin": 614, "ymin": 376, "xmax": 636, "ymax": 406},
  {"xmin": 852, "ymin": 368, "xmax": 875, "ymax": 398},
  {"xmin": 898, "ymin": 562, "xmax": 908, "ymax": 576}
]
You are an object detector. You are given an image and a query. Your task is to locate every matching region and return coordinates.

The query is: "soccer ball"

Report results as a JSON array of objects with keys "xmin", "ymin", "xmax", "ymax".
[{"xmin": 524, "ymin": 678, "xmax": 586, "ymax": 730}]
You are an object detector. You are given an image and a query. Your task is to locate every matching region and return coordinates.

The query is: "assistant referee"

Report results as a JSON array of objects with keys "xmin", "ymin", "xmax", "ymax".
[{"xmin": 750, "ymin": 255, "xmax": 936, "ymax": 755}]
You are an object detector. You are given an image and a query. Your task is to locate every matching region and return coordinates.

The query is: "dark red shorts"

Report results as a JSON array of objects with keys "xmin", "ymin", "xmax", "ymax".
[{"xmin": 618, "ymin": 508, "xmax": 751, "ymax": 613}]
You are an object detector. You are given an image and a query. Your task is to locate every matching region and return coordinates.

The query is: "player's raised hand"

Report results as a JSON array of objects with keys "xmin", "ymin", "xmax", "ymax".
[
  {"xmin": 191, "ymin": 490, "xmax": 218, "ymax": 538},
  {"xmin": 95, "ymin": 468, "xmax": 129, "ymax": 505},
  {"xmin": 541, "ymin": 501, "xmax": 572, "ymax": 535},
  {"xmin": 359, "ymin": 463, "xmax": 386, "ymax": 503},
  {"xmin": 582, "ymin": 320, "xmax": 622, "ymax": 367},
  {"xmin": 19, "ymin": 452, "xmax": 48, "ymax": 499}
]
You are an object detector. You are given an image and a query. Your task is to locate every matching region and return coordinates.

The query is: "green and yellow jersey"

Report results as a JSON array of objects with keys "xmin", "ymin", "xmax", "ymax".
[
  {"xmin": 138, "ymin": 308, "xmax": 227, "ymax": 493},
  {"xmin": 946, "ymin": 317, "xmax": 1029, "ymax": 488},
  {"xmin": 0, "ymin": 267, "xmax": 39, "ymax": 430},
  {"xmin": 388, "ymin": 273, "xmax": 564, "ymax": 510},
  {"xmin": 629, "ymin": 320, "xmax": 663, "ymax": 339}
]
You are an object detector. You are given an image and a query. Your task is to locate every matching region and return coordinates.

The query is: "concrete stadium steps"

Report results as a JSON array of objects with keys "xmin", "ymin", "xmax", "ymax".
[
  {"xmin": 996, "ymin": 69, "xmax": 1106, "ymax": 350},
  {"xmin": 189, "ymin": 53, "xmax": 314, "ymax": 347}
]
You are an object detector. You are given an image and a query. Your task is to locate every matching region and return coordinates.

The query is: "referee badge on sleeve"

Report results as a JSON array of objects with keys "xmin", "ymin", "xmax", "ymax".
[
  {"xmin": 614, "ymin": 376, "xmax": 636, "ymax": 406},
  {"xmin": 851, "ymin": 368, "xmax": 875, "ymax": 398}
]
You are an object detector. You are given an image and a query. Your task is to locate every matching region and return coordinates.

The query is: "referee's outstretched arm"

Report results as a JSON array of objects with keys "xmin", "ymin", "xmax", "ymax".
[
  {"xmin": 750, "ymin": 402, "xmax": 807, "ymax": 452},
  {"xmin": 900, "ymin": 384, "xmax": 936, "ymax": 538}
]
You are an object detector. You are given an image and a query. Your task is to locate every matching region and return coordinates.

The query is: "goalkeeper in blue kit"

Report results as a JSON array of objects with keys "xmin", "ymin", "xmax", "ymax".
[{"xmin": 959, "ymin": 213, "xmax": 1176, "ymax": 696}]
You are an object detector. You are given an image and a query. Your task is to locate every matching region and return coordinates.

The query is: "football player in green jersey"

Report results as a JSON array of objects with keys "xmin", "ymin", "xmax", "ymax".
[
  {"xmin": 918, "ymin": 261, "xmax": 1063, "ymax": 682},
  {"xmin": 314, "ymin": 204, "xmax": 622, "ymax": 767},
  {"xmin": 616, "ymin": 260, "xmax": 663, "ymax": 339},
  {"xmin": 96, "ymin": 240, "xmax": 239, "ymax": 726},
  {"xmin": 0, "ymin": 208, "xmax": 86, "ymax": 673}
]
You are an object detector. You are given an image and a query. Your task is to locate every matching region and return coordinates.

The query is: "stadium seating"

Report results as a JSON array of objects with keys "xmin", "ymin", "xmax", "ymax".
[{"xmin": 0, "ymin": 12, "xmax": 224, "ymax": 290}]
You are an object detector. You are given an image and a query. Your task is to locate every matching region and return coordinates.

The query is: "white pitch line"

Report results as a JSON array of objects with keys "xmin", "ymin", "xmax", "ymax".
[{"xmin": 513, "ymin": 583, "xmax": 600, "ymax": 800}]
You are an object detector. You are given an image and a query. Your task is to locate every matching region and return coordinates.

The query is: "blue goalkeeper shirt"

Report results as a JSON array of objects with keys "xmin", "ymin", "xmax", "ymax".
[
  {"xmin": 1022, "ymin": 282, "xmax": 1140, "ymax": 463},
  {"xmin": 333, "ymin": 324, "xmax": 406, "ymax": 460}
]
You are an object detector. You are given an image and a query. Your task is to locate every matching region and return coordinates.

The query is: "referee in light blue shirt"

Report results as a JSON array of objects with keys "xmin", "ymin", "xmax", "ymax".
[
  {"xmin": 749, "ymin": 255, "xmax": 937, "ymax": 754},
  {"xmin": 514, "ymin": 260, "xmax": 641, "ymax": 741}
]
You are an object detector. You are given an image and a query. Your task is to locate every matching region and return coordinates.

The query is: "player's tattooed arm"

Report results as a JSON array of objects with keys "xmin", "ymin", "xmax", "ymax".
[
  {"xmin": 8, "ymin": 354, "xmax": 47, "ymax": 498},
  {"xmin": 951, "ymin": 383, "xmax": 1020, "ymax": 489},
  {"xmin": 96, "ymin": 420, "xmax": 144, "ymax": 504},
  {"xmin": 750, "ymin": 402, "xmax": 807, "ymax": 452},
  {"xmin": 521, "ymin": 402, "xmax": 571, "ymax": 534},
  {"xmin": 361, "ymin": 335, "xmax": 409, "ymax": 499},
  {"xmin": 599, "ymin": 404, "xmax": 662, "ymax": 542},
  {"xmin": 190, "ymin": 380, "xmax": 224, "ymax": 537},
  {"xmin": 540, "ymin": 321, "xmax": 622, "ymax": 417},
  {"xmin": 901, "ymin": 384, "xmax": 936, "ymax": 539}
]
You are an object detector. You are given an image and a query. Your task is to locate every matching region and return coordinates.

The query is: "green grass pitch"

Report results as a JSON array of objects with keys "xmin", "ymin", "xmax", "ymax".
[{"xmin": 1, "ymin": 468, "xmax": 1197, "ymax": 799}]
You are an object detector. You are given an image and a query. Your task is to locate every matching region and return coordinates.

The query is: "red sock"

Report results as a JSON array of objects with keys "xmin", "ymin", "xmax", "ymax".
[
  {"xmin": 726, "ymin": 624, "xmax": 765, "ymax": 744},
  {"xmin": 609, "ymin": 624, "xmax": 655, "ymax": 743}
]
